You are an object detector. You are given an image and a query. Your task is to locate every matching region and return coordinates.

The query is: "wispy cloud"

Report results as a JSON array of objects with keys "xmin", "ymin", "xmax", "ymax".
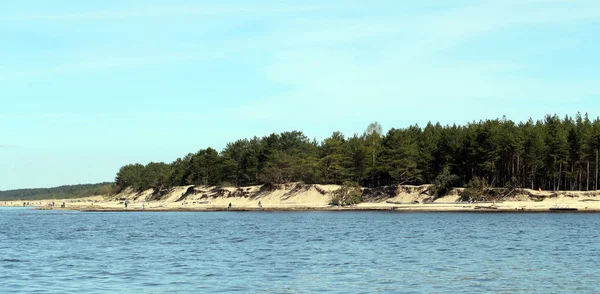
[
  {"xmin": 2, "ymin": 0, "xmax": 599, "ymax": 124},
  {"xmin": 1, "ymin": 3, "xmax": 321, "ymax": 22},
  {"xmin": 0, "ymin": 50, "xmax": 229, "ymax": 81},
  {"xmin": 0, "ymin": 111, "xmax": 225, "ymax": 122},
  {"xmin": 235, "ymin": 0, "xmax": 600, "ymax": 124}
]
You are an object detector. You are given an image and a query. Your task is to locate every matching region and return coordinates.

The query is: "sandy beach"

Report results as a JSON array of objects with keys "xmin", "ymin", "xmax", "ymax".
[{"xmin": 3, "ymin": 184, "xmax": 600, "ymax": 213}]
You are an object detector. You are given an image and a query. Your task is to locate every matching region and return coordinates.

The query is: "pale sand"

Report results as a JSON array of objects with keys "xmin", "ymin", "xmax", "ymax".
[{"xmin": 3, "ymin": 185, "xmax": 600, "ymax": 212}]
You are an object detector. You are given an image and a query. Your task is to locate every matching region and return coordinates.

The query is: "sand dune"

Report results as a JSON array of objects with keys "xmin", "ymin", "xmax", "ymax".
[{"xmin": 4, "ymin": 184, "xmax": 600, "ymax": 212}]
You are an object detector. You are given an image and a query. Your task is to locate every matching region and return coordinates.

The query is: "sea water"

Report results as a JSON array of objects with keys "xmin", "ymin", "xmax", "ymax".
[{"xmin": 1, "ymin": 208, "xmax": 599, "ymax": 293}]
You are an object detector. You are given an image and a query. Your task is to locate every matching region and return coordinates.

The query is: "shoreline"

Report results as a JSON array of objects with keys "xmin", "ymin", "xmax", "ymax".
[
  {"xmin": 4, "ymin": 183, "xmax": 600, "ymax": 213},
  {"xmin": 3, "ymin": 204, "xmax": 598, "ymax": 213},
  {"xmin": 70, "ymin": 208, "xmax": 599, "ymax": 213},
  {"xmin": 20, "ymin": 203, "xmax": 600, "ymax": 213}
]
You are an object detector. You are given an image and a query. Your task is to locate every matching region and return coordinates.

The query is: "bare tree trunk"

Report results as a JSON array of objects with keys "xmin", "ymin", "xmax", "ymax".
[
  {"xmin": 531, "ymin": 167, "xmax": 534, "ymax": 190},
  {"xmin": 594, "ymin": 150, "xmax": 598, "ymax": 191},
  {"xmin": 587, "ymin": 161, "xmax": 590, "ymax": 191},
  {"xmin": 517, "ymin": 154, "xmax": 520, "ymax": 177},
  {"xmin": 553, "ymin": 160, "xmax": 556, "ymax": 191},
  {"xmin": 512, "ymin": 155, "xmax": 515, "ymax": 180},
  {"xmin": 577, "ymin": 165, "xmax": 583, "ymax": 191},
  {"xmin": 565, "ymin": 166, "xmax": 568, "ymax": 191},
  {"xmin": 558, "ymin": 162, "xmax": 562, "ymax": 191},
  {"xmin": 372, "ymin": 149, "xmax": 375, "ymax": 169},
  {"xmin": 522, "ymin": 165, "xmax": 525, "ymax": 188},
  {"xmin": 571, "ymin": 165, "xmax": 575, "ymax": 191}
]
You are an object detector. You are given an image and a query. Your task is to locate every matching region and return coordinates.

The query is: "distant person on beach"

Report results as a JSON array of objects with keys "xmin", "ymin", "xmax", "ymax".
[
  {"xmin": 258, "ymin": 201, "xmax": 262, "ymax": 209},
  {"xmin": 124, "ymin": 200, "xmax": 128, "ymax": 208},
  {"xmin": 228, "ymin": 203, "xmax": 232, "ymax": 210},
  {"xmin": 142, "ymin": 202, "xmax": 145, "ymax": 210}
]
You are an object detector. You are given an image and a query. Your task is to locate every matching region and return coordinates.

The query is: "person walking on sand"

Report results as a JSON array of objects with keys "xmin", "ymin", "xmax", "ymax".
[
  {"xmin": 142, "ymin": 202, "xmax": 145, "ymax": 210},
  {"xmin": 124, "ymin": 199, "xmax": 128, "ymax": 209},
  {"xmin": 258, "ymin": 200, "xmax": 262, "ymax": 210},
  {"xmin": 228, "ymin": 203, "xmax": 232, "ymax": 210}
]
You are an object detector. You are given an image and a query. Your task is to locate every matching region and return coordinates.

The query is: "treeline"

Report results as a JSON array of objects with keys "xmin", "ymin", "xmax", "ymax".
[
  {"xmin": 0, "ymin": 183, "xmax": 115, "ymax": 201},
  {"xmin": 115, "ymin": 113, "xmax": 600, "ymax": 194}
]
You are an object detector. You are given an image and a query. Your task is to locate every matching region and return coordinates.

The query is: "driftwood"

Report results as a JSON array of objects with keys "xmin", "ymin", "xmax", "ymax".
[
  {"xmin": 549, "ymin": 207, "xmax": 578, "ymax": 211},
  {"xmin": 386, "ymin": 200, "xmax": 419, "ymax": 205},
  {"xmin": 474, "ymin": 205, "xmax": 498, "ymax": 210},
  {"xmin": 503, "ymin": 188, "xmax": 516, "ymax": 197}
]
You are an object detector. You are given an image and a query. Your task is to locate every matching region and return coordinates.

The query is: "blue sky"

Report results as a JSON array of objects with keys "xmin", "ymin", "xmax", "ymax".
[{"xmin": 1, "ymin": 0, "xmax": 600, "ymax": 190}]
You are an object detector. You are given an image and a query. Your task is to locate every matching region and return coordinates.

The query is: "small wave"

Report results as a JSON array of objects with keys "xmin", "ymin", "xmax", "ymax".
[
  {"xmin": 229, "ymin": 238, "xmax": 246, "ymax": 243},
  {"xmin": 1, "ymin": 259, "xmax": 23, "ymax": 263}
]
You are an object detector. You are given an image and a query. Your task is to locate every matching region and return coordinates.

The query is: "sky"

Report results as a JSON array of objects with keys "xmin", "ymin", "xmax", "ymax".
[{"xmin": 1, "ymin": 0, "xmax": 600, "ymax": 190}]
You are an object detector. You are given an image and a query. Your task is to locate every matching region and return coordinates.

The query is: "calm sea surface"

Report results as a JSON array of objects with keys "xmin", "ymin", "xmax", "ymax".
[{"xmin": 1, "ymin": 208, "xmax": 599, "ymax": 293}]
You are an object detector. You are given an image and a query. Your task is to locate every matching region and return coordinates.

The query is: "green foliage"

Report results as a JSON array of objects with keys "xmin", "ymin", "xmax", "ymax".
[
  {"xmin": 220, "ymin": 138, "xmax": 262, "ymax": 186},
  {"xmin": 219, "ymin": 181, "xmax": 236, "ymax": 188},
  {"xmin": 381, "ymin": 126, "xmax": 423, "ymax": 185},
  {"xmin": 259, "ymin": 131, "xmax": 320, "ymax": 185},
  {"xmin": 344, "ymin": 134, "xmax": 368, "ymax": 182},
  {"xmin": 330, "ymin": 181, "xmax": 363, "ymax": 206},
  {"xmin": 431, "ymin": 165, "xmax": 459, "ymax": 198},
  {"xmin": 115, "ymin": 162, "xmax": 170, "ymax": 192},
  {"xmin": 188, "ymin": 148, "xmax": 221, "ymax": 186},
  {"xmin": 143, "ymin": 162, "xmax": 172, "ymax": 190},
  {"xmin": 111, "ymin": 113, "xmax": 600, "ymax": 194},
  {"xmin": 0, "ymin": 183, "xmax": 115, "ymax": 201},
  {"xmin": 115, "ymin": 163, "xmax": 145, "ymax": 191},
  {"xmin": 319, "ymin": 132, "xmax": 347, "ymax": 184},
  {"xmin": 460, "ymin": 177, "xmax": 495, "ymax": 201}
]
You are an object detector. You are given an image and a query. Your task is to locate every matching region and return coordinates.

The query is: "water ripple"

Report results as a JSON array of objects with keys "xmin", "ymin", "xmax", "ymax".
[{"xmin": 1, "ymin": 209, "xmax": 600, "ymax": 293}]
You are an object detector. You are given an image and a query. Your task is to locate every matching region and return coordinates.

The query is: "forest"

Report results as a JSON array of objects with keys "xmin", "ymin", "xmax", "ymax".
[
  {"xmin": 0, "ymin": 183, "xmax": 114, "ymax": 201},
  {"xmin": 114, "ymin": 113, "xmax": 600, "ymax": 195}
]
